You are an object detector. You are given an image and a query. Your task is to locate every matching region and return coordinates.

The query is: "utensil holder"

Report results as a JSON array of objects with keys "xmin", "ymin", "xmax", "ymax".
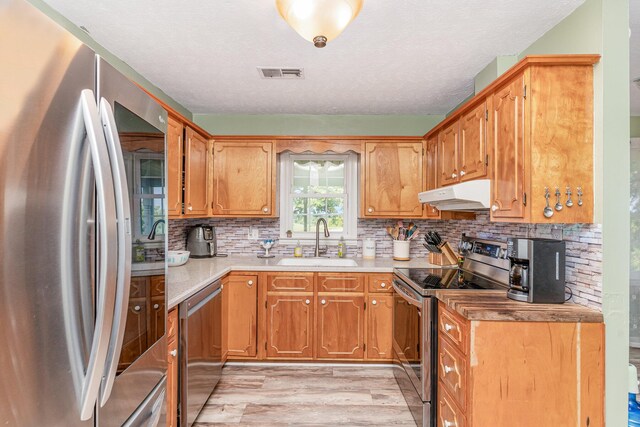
[
  {"xmin": 393, "ymin": 240, "xmax": 411, "ymax": 261},
  {"xmin": 428, "ymin": 242, "xmax": 458, "ymax": 266}
]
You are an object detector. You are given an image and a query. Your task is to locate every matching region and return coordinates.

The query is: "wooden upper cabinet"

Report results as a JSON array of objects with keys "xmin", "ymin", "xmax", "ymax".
[
  {"xmin": 317, "ymin": 295, "xmax": 365, "ymax": 359},
  {"xmin": 459, "ymin": 101, "xmax": 488, "ymax": 182},
  {"xmin": 363, "ymin": 140, "xmax": 424, "ymax": 218},
  {"xmin": 167, "ymin": 116, "xmax": 183, "ymax": 217},
  {"xmin": 183, "ymin": 127, "xmax": 209, "ymax": 216},
  {"xmin": 490, "ymin": 73, "xmax": 527, "ymax": 221},
  {"xmin": 212, "ymin": 140, "xmax": 275, "ymax": 216},
  {"xmin": 266, "ymin": 294, "xmax": 314, "ymax": 359},
  {"xmin": 226, "ymin": 274, "xmax": 258, "ymax": 357},
  {"xmin": 438, "ymin": 122, "xmax": 459, "ymax": 187},
  {"xmin": 424, "ymin": 135, "xmax": 441, "ymax": 219}
]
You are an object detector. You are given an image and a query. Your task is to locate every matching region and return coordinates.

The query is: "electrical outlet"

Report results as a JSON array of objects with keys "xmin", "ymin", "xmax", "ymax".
[
  {"xmin": 248, "ymin": 226, "xmax": 259, "ymax": 240},
  {"xmin": 551, "ymin": 227, "xmax": 563, "ymax": 240}
]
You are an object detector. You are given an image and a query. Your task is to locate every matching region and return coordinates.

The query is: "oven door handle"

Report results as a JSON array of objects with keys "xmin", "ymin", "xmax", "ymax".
[{"xmin": 392, "ymin": 280, "xmax": 423, "ymax": 307}]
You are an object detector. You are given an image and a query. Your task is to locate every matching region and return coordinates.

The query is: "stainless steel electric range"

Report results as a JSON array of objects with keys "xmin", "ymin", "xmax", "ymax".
[{"xmin": 392, "ymin": 235, "xmax": 510, "ymax": 427}]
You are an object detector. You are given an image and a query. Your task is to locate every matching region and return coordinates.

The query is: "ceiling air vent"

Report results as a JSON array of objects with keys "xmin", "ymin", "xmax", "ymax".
[{"xmin": 257, "ymin": 67, "xmax": 304, "ymax": 79}]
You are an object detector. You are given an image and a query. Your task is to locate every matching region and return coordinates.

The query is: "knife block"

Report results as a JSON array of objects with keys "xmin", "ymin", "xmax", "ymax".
[{"xmin": 428, "ymin": 242, "xmax": 458, "ymax": 266}]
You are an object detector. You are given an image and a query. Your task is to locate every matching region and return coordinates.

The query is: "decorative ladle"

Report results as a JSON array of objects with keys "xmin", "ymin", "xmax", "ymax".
[{"xmin": 544, "ymin": 188, "xmax": 554, "ymax": 218}]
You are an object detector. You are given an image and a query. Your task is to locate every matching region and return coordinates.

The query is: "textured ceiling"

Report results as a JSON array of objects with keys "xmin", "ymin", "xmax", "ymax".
[
  {"xmin": 631, "ymin": 0, "xmax": 640, "ymax": 116},
  {"xmin": 43, "ymin": 0, "xmax": 584, "ymax": 115}
]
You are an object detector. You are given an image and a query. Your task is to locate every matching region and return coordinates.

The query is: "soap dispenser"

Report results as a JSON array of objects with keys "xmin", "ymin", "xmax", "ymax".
[{"xmin": 629, "ymin": 364, "xmax": 640, "ymax": 426}]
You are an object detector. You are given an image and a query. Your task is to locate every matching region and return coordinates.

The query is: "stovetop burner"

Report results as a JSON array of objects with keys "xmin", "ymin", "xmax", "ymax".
[{"xmin": 394, "ymin": 267, "xmax": 507, "ymax": 292}]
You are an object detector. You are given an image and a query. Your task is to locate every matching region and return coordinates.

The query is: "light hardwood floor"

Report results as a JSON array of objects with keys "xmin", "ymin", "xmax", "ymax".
[{"xmin": 193, "ymin": 364, "xmax": 416, "ymax": 426}]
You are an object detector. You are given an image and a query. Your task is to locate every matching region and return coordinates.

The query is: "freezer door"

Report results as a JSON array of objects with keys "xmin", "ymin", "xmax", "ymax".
[{"xmin": 0, "ymin": 0, "xmax": 119, "ymax": 425}]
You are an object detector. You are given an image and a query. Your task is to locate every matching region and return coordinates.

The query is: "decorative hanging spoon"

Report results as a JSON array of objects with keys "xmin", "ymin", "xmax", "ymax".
[
  {"xmin": 554, "ymin": 187, "xmax": 563, "ymax": 211},
  {"xmin": 543, "ymin": 187, "xmax": 554, "ymax": 218},
  {"xmin": 577, "ymin": 187, "xmax": 583, "ymax": 206},
  {"xmin": 565, "ymin": 186, "xmax": 573, "ymax": 207}
]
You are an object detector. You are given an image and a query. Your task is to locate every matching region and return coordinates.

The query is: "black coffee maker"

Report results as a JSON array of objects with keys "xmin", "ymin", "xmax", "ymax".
[{"xmin": 506, "ymin": 237, "xmax": 566, "ymax": 304}]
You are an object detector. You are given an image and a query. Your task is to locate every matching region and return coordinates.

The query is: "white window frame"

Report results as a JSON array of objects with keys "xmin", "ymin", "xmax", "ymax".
[
  {"xmin": 279, "ymin": 152, "xmax": 358, "ymax": 244},
  {"xmin": 124, "ymin": 152, "xmax": 165, "ymax": 242}
]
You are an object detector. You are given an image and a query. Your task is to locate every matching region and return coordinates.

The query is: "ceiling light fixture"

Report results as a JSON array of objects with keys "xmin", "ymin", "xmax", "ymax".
[{"xmin": 276, "ymin": 0, "xmax": 363, "ymax": 48}]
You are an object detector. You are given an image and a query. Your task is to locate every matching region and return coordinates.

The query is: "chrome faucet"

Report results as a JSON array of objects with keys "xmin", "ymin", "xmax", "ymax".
[
  {"xmin": 314, "ymin": 218, "xmax": 330, "ymax": 257},
  {"xmin": 147, "ymin": 219, "xmax": 165, "ymax": 240}
]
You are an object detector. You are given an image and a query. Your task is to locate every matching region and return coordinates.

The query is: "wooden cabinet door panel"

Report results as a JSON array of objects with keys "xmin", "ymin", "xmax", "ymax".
[
  {"xmin": 266, "ymin": 272, "xmax": 314, "ymax": 292},
  {"xmin": 491, "ymin": 75, "xmax": 527, "ymax": 220},
  {"xmin": 212, "ymin": 141, "xmax": 274, "ymax": 216},
  {"xmin": 317, "ymin": 295, "xmax": 365, "ymax": 359},
  {"xmin": 226, "ymin": 275, "xmax": 258, "ymax": 357},
  {"xmin": 366, "ymin": 295, "xmax": 393, "ymax": 360},
  {"xmin": 149, "ymin": 296, "xmax": 165, "ymax": 344},
  {"xmin": 363, "ymin": 141, "xmax": 424, "ymax": 217},
  {"xmin": 459, "ymin": 101, "xmax": 488, "ymax": 181},
  {"xmin": 438, "ymin": 337, "xmax": 468, "ymax": 410},
  {"xmin": 437, "ymin": 382, "xmax": 467, "ymax": 427},
  {"xmin": 266, "ymin": 294, "xmax": 314, "ymax": 358},
  {"xmin": 317, "ymin": 273, "xmax": 364, "ymax": 293},
  {"xmin": 184, "ymin": 127, "xmax": 209, "ymax": 216},
  {"xmin": 438, "ymin": 122, "xmax": 459, "ymax": 187},
  {"xmin": 118, "ymin": 298, "xmax": 147, "ymax": 372},
  {"xmin": 424, "ymin": 135, "xmax": 441, "ymax": 218},
  {"xmin": 167, "ymin": 116, "xmax": 183, "ymax": 217}
]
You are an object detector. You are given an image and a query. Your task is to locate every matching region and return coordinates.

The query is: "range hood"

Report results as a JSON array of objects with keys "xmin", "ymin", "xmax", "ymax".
[{"xmin": 418, "ymin": 179, "xmax": 491, "ymax": 211}]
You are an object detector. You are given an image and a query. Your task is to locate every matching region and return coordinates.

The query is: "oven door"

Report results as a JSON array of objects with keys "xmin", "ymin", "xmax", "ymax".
[{"xmin": 392, "ymin": 278, "xmax": 431, "ymax": 402}]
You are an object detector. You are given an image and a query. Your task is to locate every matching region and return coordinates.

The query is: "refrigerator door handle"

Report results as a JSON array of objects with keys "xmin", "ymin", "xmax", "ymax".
[
  {"xmin": 78, "ymin": 89, "xmax": 119, "ymax": 420},
  {"xmin": 98, "ymin": 98, "xmax": 133, "ymax": 406}
]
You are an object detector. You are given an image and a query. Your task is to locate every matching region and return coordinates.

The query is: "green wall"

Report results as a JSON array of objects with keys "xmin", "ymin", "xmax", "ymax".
[
  {"xmin": 26, "ymin": 0, "xmax": 192, "ymax": 120},
  {"xmin": 520, "ymin": 0, "xmax": 629, "ymax": 425},
  {"xmin": 474, "ymin": 55, "xmax": 518, "ymax": 93},
  {"xmin": 632, "ymin": 116, "xmax": 640, "ymax": 138},
  {"xmin": 194, "ymin": 114, "xmax": 444, "ymax": 136}
]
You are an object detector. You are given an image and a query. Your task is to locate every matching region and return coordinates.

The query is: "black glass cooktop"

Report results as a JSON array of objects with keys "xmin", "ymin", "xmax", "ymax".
[{"xmin": 394, "ymin": 267, "xmax": 506, "ymax": 291}]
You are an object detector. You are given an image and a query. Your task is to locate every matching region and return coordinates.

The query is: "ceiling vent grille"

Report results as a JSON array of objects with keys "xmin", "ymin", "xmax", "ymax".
[{"xmin": 257, "ymin": 67, "xmax": 304, "ymax": 79}]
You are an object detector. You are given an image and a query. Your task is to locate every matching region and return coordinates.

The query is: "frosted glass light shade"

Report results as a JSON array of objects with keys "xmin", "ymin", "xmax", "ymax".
[{"xmin": 276, "ymin": 0, "xmax": 363, "ymax": 47}]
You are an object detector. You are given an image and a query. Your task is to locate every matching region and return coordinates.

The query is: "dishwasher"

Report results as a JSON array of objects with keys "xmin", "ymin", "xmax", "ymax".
[{"xmin": 179, "ymin": 280, "xmax": 222, "ymax": 427}]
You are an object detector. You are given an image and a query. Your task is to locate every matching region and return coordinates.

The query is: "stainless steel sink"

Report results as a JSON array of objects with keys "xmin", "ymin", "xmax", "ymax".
[{"xmin": 277, "ymin": 258, "xmax": 358, "ymax": 267}]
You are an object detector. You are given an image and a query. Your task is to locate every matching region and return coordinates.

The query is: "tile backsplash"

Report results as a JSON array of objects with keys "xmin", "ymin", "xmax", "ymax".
[{"xmin": 169, "ymin": 213, "xmax": 602, "ymax": 309}]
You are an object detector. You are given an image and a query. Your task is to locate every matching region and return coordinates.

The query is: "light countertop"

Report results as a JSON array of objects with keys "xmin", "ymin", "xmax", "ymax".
[{"xmin": 167, "ymin": 255, "xmax": 439, "ymax": 308}]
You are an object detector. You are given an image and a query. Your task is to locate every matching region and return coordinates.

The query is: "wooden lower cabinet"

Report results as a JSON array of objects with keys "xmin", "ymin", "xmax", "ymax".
[
  {"xmin": 266, "ymin": 294, "xmax": 314, "ymax": 358},
  {"xmin": 436, "ymin": 302, "xmax": 604, "ymax": 426},
  {"xmin": 366, "ymin": 294, "xmax": 393, "ymax": 360},
  {"xmin": 226, "ymin": 274, "xmax": 258, "ymax": 357},
  {"xmin": 316, "ymin": 294, "xmax": 365, "ymax": 359},
  {"xmin": 166, "ymin": 308, "xmax": 178, "ymax": 427}
]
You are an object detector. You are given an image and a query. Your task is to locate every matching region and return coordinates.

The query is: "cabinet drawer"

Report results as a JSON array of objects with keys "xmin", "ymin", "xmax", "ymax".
[
  {"xmin": 150, "ymin": 275, "xmax": 165, "ymax": 297},
  {"xmin": 130, "ymin": 277, "xmax": 148, "ymax": 298},
  {"xmin": 367, "ymin": 274, "xmax": 393, "ymax": 293},
  {"xmin": 317, "ymin": 273, "xmax": 364, "ymax": 293},
  {"xmin": 438, "ymin": 337, "xmax": 467, "ymax": 410},
  {"xmin": 266, "ymin": 272, "xmax": 314, "ymax": 292},
  {"xmin": 437, "ymin": 382, "xmax": 467, "ymax": 427},
  {"xmin": 438, "ymin": 302, "xmax": 468, "ymax": 355}
]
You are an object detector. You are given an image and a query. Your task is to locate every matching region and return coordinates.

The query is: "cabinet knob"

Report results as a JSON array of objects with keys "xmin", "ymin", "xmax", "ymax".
[
  {"xmin": 169, "ymin": 349, "xmax": 177, "ymax": 357},
  {"xmin": 491, "ymin": 204, "xmax": 499, "ymax": 212},
  {"xmin": 321, "ymin": 299, "xmax": 326, "ymax": 305},
  {"xmin": 153, "ymin": 303, "xmax": 159, "ymax": 309},
  {"xmin": 380, "ymin": 282, "xmax": 386, "ymax": 288},
  {"xmin": 367, "ymin": 207, "xmax": 373, "ymax": 213},
  {"xmin": 134, "ymin": 305, "xmax": 141, "ymax": 312},
  {"xmin": 444, "ymin": 365, "xmax": 454, "ymax": 374},
  {"xmin": 187, "ymin": 205, "xmax": 193, "ymax": 211},
  {"xmin": 247, "ymin": 280, "xmax": 254, "ymax": 286},
  {"xmin": 451, "ymin": 173, "xmax": 457, "ymax": 179},
  {"xmin": 262, "ymin": 207, "xmax": 269, "ymax": 213},
  {"xmin": 444, "ymin": 323, "xmax": 455, "ymax": 332},
  {"xmin": 221, "ymin": 284, "xmax": 224, "ymax": 290},
  {"xmin": 460, "ymin": 170, "xmax": 466, "ymax": 177},
  {"xmin": 444, "ymin": 421, "xmax": 456, "ymax": 427},
  {"xmin": 305, "ymin": 299, "xmax": 311, "ymax": 305},
  {"xmin": 372, "ymin": 299, "xmax": 377, "ymax": 305}
]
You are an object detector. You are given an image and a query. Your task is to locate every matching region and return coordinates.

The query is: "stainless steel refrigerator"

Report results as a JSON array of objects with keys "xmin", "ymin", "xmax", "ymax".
[{"xmin": 0, "ymin": 0, "xmax": 168, "ymax": 425}]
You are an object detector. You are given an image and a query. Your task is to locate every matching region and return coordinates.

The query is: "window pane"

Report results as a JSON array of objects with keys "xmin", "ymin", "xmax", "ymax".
[
  {"xmin": 139, "ymin": 198, "xmax": 165, "ymax": 237},
  {"xmin": 291, "ymin": 198, "xmax": 345, "ymax": 233},
  {"xmin": 292, "ymin": 159, "xmax": 344, "ymax": 194},
  {"xmin": 140, "ymin": 158, "xmax": 164, "ymax": 195}
]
